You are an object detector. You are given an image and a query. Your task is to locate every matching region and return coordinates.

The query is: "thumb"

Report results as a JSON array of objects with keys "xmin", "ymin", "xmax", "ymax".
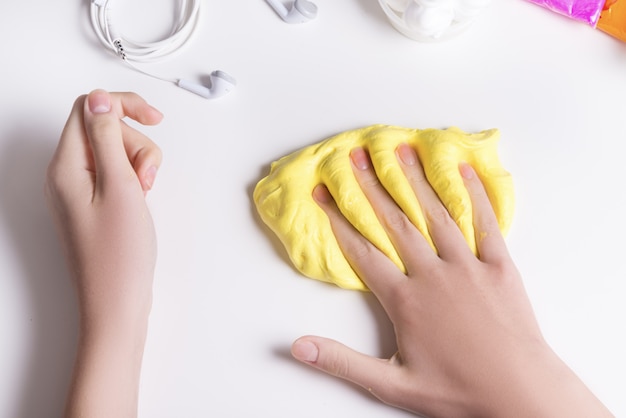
[
  {"xmin": 291, "ymin": 336, "xmax": 395, "ymax": 398},
  {"xmin": 84, "ymin": 90, "xmax": 135, "ymax": 189}
]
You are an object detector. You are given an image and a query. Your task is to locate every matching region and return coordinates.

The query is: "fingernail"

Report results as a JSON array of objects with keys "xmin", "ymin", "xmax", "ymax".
[
  {"xmin": 88, "ymin": 90, "xmax": 111, "ymax": 114},
  {"xmin": 144, "ymin": 166, "xmax": 158, "ymax": 190},
  {"xmin": 350, "ymin": 147, "xmax": 370, "ymax": 171},
  {"xmin": 459, "ymin": 163, "xmax": 475, "ymax": 180},
  {"xmin": 292, "ymin": 340, "xmax": 319, "ymax": 363},
  {"xmin": 396, "ymin": 143, "xmax": 417, "ymax": 166}
]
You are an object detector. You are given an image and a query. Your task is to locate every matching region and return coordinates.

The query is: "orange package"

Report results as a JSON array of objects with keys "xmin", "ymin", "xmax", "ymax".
[{"xmin": 597, "ymin": 0, "xmax": 626, "ymax": 42}]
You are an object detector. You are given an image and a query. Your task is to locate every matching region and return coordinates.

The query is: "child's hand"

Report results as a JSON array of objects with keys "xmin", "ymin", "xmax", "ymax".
[
  {"xmin": 292, "ymin": 145, "xmax": 612, "ymax": 417},
  {"xmin": 45, "ymin": 90, "xmax": 163, "ymax": 417}
]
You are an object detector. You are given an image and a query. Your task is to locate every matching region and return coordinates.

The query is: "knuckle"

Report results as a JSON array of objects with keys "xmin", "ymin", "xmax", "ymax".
[
  {"xmin": 478, "ymin": 215, "xmax": 500, "ymax": 235},
  {"xmin": 44, "ymin": 165, "xmax": 73, "ymax": 206},
  {"xmin": 489, "ymin": 260, "xmax": 517, "ymax": 283},
  {"xmin": 137, "ymin": 141, "xmax": 163, "ymax": 164},
  {"xmin": 152, "ymin": 143, "xmax": 163, "ymax": 160},
  {"xmin": 114, "ymin": 91, "xmax": 140, "ymax": 102},
  {"xmin": 360, "ymin": 174, "xmax": 381, "ymax": 191},
  {"xmin": 382, "ymin": 210, "xmax": 413, "ymax": 233},
  {"xmin": 123, "ymin": 91, "xmax": 139, "ymax": 99},
  {"xmin": 87, "ymin": 115, "xmax": 116, "ymax": 139},
  {"xmin": 425, "ymin": 204, "xmax": 453, "ymax": 226},
  {"xmin": 407, "ymin": 171, "xmax": 429, "ymax": 187},
  {"xmin": 45, "ymin": 163, "xmax": 64, "ymax": 194},
  {"xmin": 323, "ymin": 351, "xmax": 351, "ymax": 379},
  {"xmin": 343, "ymin": 237, "xmax": 375, "ymax": 264},
  {"xmin": 405, "ymin": 168, "xmax": 430, "ymax": 190}
]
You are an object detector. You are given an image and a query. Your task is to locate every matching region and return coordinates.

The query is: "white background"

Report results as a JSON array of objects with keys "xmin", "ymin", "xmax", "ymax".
[{"xmin": 1, "ymin": 1, "xmax": 625, "ymax": 417}]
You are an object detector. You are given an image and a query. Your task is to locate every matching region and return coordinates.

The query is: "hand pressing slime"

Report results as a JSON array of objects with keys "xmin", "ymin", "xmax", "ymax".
[{"xmin": 253, "ymin": 125, "xmax": 514, "ymax": 290}]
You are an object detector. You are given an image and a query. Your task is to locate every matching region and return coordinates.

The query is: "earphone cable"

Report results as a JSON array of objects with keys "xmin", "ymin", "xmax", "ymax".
[{"xmin": 89, "ymin": 0, "xmax": 201, "ymax": 83}]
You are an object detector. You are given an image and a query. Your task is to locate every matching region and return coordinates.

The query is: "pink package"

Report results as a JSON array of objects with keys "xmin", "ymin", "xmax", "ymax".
[{"xmin": 525, "ymin": 0, "xmax": 606, "ymax": 25}]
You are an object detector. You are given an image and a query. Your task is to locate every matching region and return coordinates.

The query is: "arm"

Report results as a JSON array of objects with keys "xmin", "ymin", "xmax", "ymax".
[
  {"xmin": 45, "ymin": 90, "xmax": 163, "ymax": 418},
  {"xmin": 292, "ymin": 144, "xmax": 613, "ymax": 417}
]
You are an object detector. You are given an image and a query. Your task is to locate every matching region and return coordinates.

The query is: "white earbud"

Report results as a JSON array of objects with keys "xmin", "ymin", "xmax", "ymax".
[
  {"xmin": 177, "ymin": 71, "xmax": 237, "ymax": 99},
  {"xmin": 266, "ymin": 0, "xmax": 318, "ymax": 23},
  {"xmin": 90, "ymin": 0, "xmax": 236, "ymax": 99}
]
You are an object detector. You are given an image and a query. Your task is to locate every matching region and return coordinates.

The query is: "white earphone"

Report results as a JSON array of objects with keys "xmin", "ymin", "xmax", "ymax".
[
  {"xmin": 177, "ymin": 71, "xmax": 237, "ymax": 99},
  {"xmin": 89, "ymin": 0, "xmax": 236, "ymax": 99},
  {"xmin": 265, "ymin": 0, "xmax": 318, "ymax": 23}
]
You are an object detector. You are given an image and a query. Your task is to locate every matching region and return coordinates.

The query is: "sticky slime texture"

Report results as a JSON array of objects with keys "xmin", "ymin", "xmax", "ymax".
[{"xmin": 253, "ymin": 125, "xmax": 514, "ymax": 290}]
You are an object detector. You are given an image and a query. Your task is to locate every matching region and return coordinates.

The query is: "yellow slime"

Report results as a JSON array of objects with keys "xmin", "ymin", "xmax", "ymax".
[{"xmin": 254, "ymin": 125, "xmax": 514, "ymax": 290}]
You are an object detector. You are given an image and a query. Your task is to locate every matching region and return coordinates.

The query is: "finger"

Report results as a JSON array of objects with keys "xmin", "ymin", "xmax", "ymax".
[
  {"xmin": 109, "ymin": 91, "xmax": 163, "ymax": 126},
  {"xmin": 120, "ymin": 122, "xmax": 163, "ymax": 192},
  {"xmin": 395, "ymin": 144, "xmax": 471, "ymax": 261},
  {"xmin": 291, "ymin": 336, "xmax": 400, "ymax": 402},
  {"xmin": 51, "ymin": 91, "xmax": 162, "ymax": 177},
  {"xmin": 313, "ymin": 184, "xmax": 405, "ymax": 300},
  {"xmin": 111, "ymin": 91, "xmax": 163, "ymax": 192},
  {"xmin": 349, "ymin": 147, "xmax": 438, "ymax": 272},
  {"xmin": 84, "ymin": 90, "xmax": 135, "ymax": 189},
  {"xmin": 459, "ymin": 163, "xmax": 510, "ymax": 263}
]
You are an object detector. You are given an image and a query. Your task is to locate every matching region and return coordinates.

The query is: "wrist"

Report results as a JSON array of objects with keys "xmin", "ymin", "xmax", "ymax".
[
  {"xmin": 75, "ymin": 271, "xmax": 154, "ymax": 326},
  {"xmin": 66, "ymin": 301, "xmax": 151, "ymax": 418},
  {"xmin": 477, "ymin": 345, "xmax": 613, "ymax": 418},
  {"xmin": 79, "ymin": 291, "xmax": 152, "ymax": 339}
]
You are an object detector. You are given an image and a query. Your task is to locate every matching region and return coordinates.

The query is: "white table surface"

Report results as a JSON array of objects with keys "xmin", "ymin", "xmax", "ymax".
[{"xmin": 1, "ymin": 1, "xmax": 625, "ymax": 417}]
